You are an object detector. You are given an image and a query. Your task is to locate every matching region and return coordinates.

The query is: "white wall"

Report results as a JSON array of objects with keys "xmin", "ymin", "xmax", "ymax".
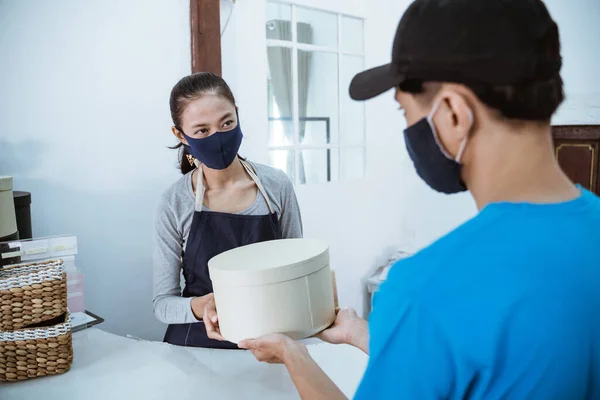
[
  {"xmin": 222, "ymin": 0, "xmax": 416, "ymax": 317},
  {"xmin": 222, "ymin": 0, "xmax": 600, "ymax": 318},
  {"xmin": 0, "ymin": 0, "xmax": 190, "ymax": 340},
  {"xmin": 1, "ymin": 0, "xmax": 598, "ymax": 340},
  {"xmin": 219, "ymin": 0, "xmax": 453, "ymax": 319},
  {"xmin": 399, "ymin": 0, "xmax": 600, "ymax": 252},
  {"xmin": 547, "ymin": 0, "xmax": 600, "ymax": 125}
]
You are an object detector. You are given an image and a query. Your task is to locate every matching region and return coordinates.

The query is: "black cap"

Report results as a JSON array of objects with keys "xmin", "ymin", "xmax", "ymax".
[{"xmin": 349, "ymin": 0, "xmax": 562, "ymax": 101}]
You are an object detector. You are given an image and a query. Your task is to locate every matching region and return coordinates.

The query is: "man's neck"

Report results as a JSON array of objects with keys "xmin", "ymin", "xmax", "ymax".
[{"xmin": 465, "ymin": 123, "xmax": 580, "ymax": 210}]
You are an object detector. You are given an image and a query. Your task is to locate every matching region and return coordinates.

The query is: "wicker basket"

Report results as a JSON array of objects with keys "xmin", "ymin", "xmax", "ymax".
[
  {"xmin": 0, "ymin": 259, "xmax": 67, "ymax": 331},
  {"xmin": 0, "ymin": 312, "xmax": 73, "ymax": 381}
]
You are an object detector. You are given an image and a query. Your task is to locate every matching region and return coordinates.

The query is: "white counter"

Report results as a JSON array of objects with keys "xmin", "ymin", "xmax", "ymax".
[{"xmin": 0, "ymin": 329, "xmax": 367, "ymax": 400}]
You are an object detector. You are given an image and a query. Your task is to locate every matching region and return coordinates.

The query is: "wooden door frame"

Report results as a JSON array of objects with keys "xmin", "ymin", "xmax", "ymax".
[
  {"xmin": 190, "ymin": 0, "xmax": 222, "ymax": 75},
  {"xmin": 552, "ymin": 124, "xmax": 600, "ymax": 193},
  {"xmin": 552, "ymin": 125, "xmax": 600, "ymax": 141}
]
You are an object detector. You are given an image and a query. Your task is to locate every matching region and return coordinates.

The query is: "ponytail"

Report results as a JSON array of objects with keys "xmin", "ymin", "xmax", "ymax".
[{"xmin": 168, "ymin": 142, "xmax": 196, "ymax": 175}]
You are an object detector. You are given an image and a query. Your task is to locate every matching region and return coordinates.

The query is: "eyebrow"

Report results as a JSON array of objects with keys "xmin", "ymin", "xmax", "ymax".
[{"xmin": 191, "ymin": 112, "xmax": 234, "ymax": 129}]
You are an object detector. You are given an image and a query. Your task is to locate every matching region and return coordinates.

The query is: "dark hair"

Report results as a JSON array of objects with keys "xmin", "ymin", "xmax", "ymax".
[
  {"xmin": 169, "ymin": 72, "xmax": 237, "ymax": 174},
  {"xmin": 399, "ymin": 25, "xmax": 564, "ymax": 121},
  {"xmin": 400, "ymin": 76, "xmax": 564, "ymax": 121}
]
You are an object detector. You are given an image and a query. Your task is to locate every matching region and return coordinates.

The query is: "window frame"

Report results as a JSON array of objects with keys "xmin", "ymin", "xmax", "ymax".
[{"xmin": 266, "ymin": 1, "xmax": 367, "ymax": 184}]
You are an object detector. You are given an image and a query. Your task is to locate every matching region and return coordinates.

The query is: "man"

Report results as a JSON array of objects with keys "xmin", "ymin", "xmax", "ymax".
[{"xmin": 237, "ymin": 0, "xmax": 600, "ymax": 398}]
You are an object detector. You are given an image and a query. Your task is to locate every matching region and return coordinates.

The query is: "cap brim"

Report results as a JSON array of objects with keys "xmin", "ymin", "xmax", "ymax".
[{"xmin": 349, "ymin": 63, "xmax": 404, "ymax": 101}]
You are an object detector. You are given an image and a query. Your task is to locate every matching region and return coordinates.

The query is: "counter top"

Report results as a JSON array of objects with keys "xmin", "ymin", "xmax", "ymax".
[{"xmin": 1, "ymin": 329, "xmax": 367, "ymax": 399}]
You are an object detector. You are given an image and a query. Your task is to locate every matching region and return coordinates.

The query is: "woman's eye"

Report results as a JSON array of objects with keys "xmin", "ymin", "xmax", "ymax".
[
  {"xmin": 199, "ymin": 128, "xmax": 209, "ymax": 134},
  {"xmin": 223, "ymin": 120, "xmax": 233, "ymax": 128}
]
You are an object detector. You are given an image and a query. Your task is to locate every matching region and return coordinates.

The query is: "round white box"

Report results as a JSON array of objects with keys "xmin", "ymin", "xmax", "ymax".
[
  {"xmin": 0, "ymin": 176, "xmax": 18, "ymax": 239},
  {"xmin": 208, "ymin": 238, "xmax": 336, "ymax": 344}
]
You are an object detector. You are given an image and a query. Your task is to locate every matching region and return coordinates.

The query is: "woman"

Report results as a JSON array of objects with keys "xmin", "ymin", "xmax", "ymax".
[{"xmin": 153, "ymin": 72, "xmax": 303, "ymax": 348}]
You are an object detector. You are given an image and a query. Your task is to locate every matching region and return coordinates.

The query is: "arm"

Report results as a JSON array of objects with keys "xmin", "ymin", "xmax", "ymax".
[
  {"xmin": 284, "ymin": 341, "xmax": 347, "ymax": 400},
  {"xmin": 153, "ymin": 196, "xmax": 210, "ymax": 323},
  {"xmin": 238, "ymin": 309, "xmax": 368, "ymax": 398},
  {"xmin": 279, "ymin": 171, "xmax": 303, "ymax": 238},
  {"xmin": 239, "ymin": 335, "xmax": 347, "ymax": 400},
  {"xmin": 318, "ymin": 308, "xmax": 370, "ymax": 354},
  {"xmin": 346, "ymin": 317, "xmax": 369, "ymax": 354}
]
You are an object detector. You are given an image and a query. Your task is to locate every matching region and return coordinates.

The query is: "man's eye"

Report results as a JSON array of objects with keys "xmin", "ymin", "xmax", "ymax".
[{"xmin": 223, "ymin": 120, "xmax": 233, "ymax": 127}]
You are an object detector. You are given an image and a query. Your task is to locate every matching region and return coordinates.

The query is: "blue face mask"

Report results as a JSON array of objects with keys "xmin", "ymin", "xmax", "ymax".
[
  {"xmin": 403, "ymin": 100, "xmax": 471, "ymax": 194},
  {"xmin": 181, "ymin": 118, "xmax": 243, "ymax": 170}
]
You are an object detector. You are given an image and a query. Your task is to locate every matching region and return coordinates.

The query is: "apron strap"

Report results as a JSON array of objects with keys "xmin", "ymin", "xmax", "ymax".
[
  {"xmin": 240, "ymin": 159, "xmax": 276, "ymax": 215},
  {"xmin": 194, "ymin": 159, "xmax": 205, "ymax": 212},
  {"xmin": 193, "ymin": 159, "xmax": 275, "ymax": 215}
]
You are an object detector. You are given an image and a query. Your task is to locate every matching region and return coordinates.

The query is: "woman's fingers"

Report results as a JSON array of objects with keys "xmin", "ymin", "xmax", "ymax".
[
  {"xmin": 203, "ymin": 300, "xmax": 224, "ymax": 341},
  {"xmin": 204, "ymin": 317, "xmax": 224, "ymax": 340},
  {"xmin": 207, "ymin": 329, "xmax": 224, "ymax": 341},
  {"xmin": 205, "ymin": 307, "xmax": 218, "ymax": 324}
]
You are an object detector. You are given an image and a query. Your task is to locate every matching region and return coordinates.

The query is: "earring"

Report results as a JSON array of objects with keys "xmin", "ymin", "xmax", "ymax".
[{"xmin": 186, "ymin": 153, "xmax": 195, "ymax": 167}]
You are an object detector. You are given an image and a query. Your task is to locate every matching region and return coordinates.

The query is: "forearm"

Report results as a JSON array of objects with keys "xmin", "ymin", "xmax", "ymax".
[
  {"xmin": 348, "ymin": 318, "xmax": 370, "ymax": 354},
  {"xmin": 284, "ymin": 346, "xmax": 347, "ymax": 400},
  {"xmin": 153, "ymin": 295, "xmax": 198, "ymax": 324}
]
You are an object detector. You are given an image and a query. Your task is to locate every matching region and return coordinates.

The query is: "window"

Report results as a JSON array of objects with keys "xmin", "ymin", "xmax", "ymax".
[{"xmin": 266, "ymin": 2, "xmax": 366, "ymax": 184}]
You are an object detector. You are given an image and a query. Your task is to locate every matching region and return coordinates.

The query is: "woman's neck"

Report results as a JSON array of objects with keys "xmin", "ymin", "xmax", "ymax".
[{"xmin": 201, "ymin": 156, "xmax": 247, "ymax": 189}]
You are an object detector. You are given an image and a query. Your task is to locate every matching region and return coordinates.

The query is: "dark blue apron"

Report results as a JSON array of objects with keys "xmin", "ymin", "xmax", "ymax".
[{"xmin": 163, "ymin": 160, "xmax": 281, "ymax": 348}]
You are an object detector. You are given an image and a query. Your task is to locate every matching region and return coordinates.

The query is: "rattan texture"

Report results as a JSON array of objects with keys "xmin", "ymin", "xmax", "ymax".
[
  {"xmin": 0, "ymin": 260, "xmax": 67, "ymax": 331},
  {"xmin": 0, "ymin": 314, "xmax": 73, "ymax": 381}
]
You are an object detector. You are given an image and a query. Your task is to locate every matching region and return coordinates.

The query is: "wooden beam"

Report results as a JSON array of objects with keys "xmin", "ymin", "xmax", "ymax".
[{"xmin": 190, "ymin": 0, "xmax": 222, "ymax": 75}]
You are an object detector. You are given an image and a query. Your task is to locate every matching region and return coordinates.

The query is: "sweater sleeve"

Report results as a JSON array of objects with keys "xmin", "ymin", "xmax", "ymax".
[
  {"xmin": 278, "ymin": 171, "xmax": 303, "ymax": 239},
  {"xmin": 152, "ymin": 194, "xmax": 199, "ymax": 324}
]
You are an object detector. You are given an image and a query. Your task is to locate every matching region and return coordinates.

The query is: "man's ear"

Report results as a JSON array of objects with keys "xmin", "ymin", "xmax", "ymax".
[
  {"xmin": 171, "ymin": 126, "xmax": 188, "ymax": 146},
  {"xmin": 432, "ymin": 88, "xmax": 473, "ymax": 159}
]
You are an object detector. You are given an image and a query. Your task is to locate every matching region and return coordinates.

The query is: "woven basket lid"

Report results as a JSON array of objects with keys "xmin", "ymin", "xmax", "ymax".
[{"xmin": 208, "ymin": 238, "xmax": 329, "ymax": 287}]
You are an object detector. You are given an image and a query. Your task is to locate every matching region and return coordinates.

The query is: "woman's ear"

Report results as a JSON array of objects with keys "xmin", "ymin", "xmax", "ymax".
[{"xmin": 171, "ymin": 126, "xmax": 188, "ymax": 146}]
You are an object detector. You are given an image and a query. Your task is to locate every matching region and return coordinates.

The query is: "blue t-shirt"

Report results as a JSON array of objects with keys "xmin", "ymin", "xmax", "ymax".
[{"xmin": 356, "ymin": 188, "xmax": 600, "ymax": 399}]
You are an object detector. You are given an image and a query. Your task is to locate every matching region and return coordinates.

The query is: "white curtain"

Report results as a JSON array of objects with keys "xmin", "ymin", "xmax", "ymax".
[{"xmin": 267, "ymin": 20, "xmax": 313, "ymax": 183}]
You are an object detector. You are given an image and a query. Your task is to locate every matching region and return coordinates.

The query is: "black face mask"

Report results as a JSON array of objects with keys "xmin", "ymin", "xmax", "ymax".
[{"xmin": 403, "ymin": 102, "xmax": 470, "ymax": 194}]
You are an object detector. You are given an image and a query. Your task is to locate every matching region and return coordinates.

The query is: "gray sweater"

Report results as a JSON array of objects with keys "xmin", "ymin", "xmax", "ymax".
[{"xmin": 153, "ymin": 161, "xmax": 303, "ymax": 325}]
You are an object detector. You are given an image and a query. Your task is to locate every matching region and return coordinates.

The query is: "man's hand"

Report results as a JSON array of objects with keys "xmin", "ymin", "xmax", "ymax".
[
  {"xmin": 318, "ymin": 308, "xmax": 369, "ymax": 354},
  {"xmin": 202, "ymin": 294, "xmax": 225, "ymax": 341},
  {"xmin": 238, "ymin": 334, "xmax": 306, "ymax": 364},
  {"xmin": 240, "ymin": 334, "xmax": 347, "ymax": 400}
]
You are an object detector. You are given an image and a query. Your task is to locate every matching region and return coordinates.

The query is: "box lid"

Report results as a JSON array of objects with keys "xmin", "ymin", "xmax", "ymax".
[
  {"xmin": 0, "ymin": 176, "xmax": 13, "ymax": 192},
  {"xmin": 208, "ymin": 238, "xmax": 329, "ymax": 286}
]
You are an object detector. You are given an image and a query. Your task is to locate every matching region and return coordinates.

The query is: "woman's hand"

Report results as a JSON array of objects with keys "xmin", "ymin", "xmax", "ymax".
[
  {"xmin": 190, "ymin": 294, "xmax": 210, "ymax": 320},
  {"xmin": 202, "ymin": 294, "xmax": 225, "ymax": 341},
  {"xmin": 239, "ymin": 334, "xmax": 306, "ymax": 365},
  {"xmin": 190, "ymin": 293, "xmax": 224, "ymax": 340},
  {"xmin": 317, "ymin": 308, "xmax": 369, "ymax": 354}
]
